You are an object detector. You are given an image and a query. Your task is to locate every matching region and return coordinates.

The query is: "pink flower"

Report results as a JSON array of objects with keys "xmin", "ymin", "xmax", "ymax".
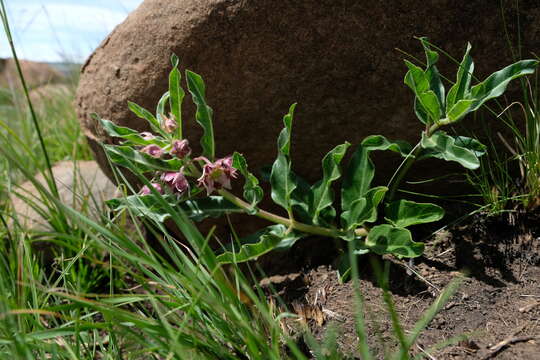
[
  {"xmin": 163, "ymin": 115, "xmax": 178, "ymax": 133},
  {"xmin": 161, "ymin": 170, "xmax": 189, "ymax": 195},
  {"xmin": 140, "ymin": 132, "xmax": 155, "ymax": 140},
  {"xmin": 140, "ymin": 183, "xmax": 163, "ymax": 195},
  {"xmin": 141, "ymin": 144, "xmax": 164, "ymax": 158},
  {"xmin": 196, "ymin": 156, "xmax": 237, "ymax": 195},
  {"xmin": 170, "ymin": 139, "xmax": 191, "ymax": 159}
]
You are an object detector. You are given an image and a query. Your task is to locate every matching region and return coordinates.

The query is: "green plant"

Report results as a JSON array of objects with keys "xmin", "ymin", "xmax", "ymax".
[
  {"xmin": 494, "ymin": 75, "xmax": 540, "ymax": 210},
  {"xmin": 0, "ymin": 3, "xmax": 469, "ymax": 358},
  {"xmin": 101, "ymin": 39, "xmax": 537, "ymax": 273}
]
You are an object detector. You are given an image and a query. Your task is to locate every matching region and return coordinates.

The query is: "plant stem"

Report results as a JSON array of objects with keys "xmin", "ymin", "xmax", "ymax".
[
  {"xmin": 218, "ymin": 189, "xmax": 368, "ymax": 238},
  {"xmin": 387, "ymin": 144, "xmax": 422, "ymax": 201},
  {"xmin": 387, "ymin": 124, "xmax": 440, "ymax": 201}
]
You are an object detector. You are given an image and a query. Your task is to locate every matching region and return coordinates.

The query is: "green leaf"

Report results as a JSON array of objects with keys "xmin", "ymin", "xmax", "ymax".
[
  {"xmin": 469, "ymin": 59, "xmax": 538, "ymax": 111},
  {"xmin": 404, "ymin": 60, "xmax": 440, "ymax": 123},
  {"xmin": 385, "ymin": 199, "xmax": 444, "ymax": 228},
  {"xmin": 453, "ymin": 136, "xmax": 487, "ymax": 157},
  {"xmin": 446, "ymin": 99, "xmax": 474, "ymax": 123},
  {"xmin": 229, "ymin": 224, "xmax": 305, "ymax": 253},
  {"xmin": 107, "ymin": 195, "xmax": 243, "ymax": 223},
  {"xmin": 290, "ymin": 171, "xmax": 314, "ymax": 224},
  {"xmin": 342, "ymin": 136, "xmax": 409, "ymax": 215},
  {"xmin": 271, "ymin": 157, "xmax": 296, "ymax": 213},
  {"xmin": 216, "ymin": 224, "xmax": 304, "ymax": 263},
  {"xmin": 420, "ymin": 131, "xmax": 484, "ymax": 169},
  {"xmin": 311, "ymin": 142, "xmax": 350, "ymax": 224},
  {"xmin": 270, "ymin": 104, "xmax": 297, "ymax": 212},
  {"xmin": 404, "ymin": 60, "xmax": 429, "ymax": 94},
  {"xmin": 233, "ymin": 152, "xmax": 263, "ymax": 211},
  {"xmin": 341, "ymin": 145, "xmax": 374, "ymax": 213},
  {"xmin": 417, "ymin": 90, "xmax": 441, "ymax": 122},
  {"xmin": 186, "ymin": 70, "xmax": 215, "ymax": 160},
  {"xmin": 103, "ymin": 145, "xmax": 181, "ymax": 173},
  {"xmin": 271, "ymin": 224, "xmax": 306, "ymax": 250},
  {"xmin": 127, "ymin": 101, "xmax": 161, "ymax": 133},
  {"xmin": 361, "ymin": 135, "xmax": 412, "ymax": 156},
  {"xmin": 413, "ymin": 97, "xmax": 430, "ymax": 124},
  {"xmin": 278, "ymin": 103, "xmax": 296, "ymax": 156},
  {"xmin": 156, "ymin": 91, "xmax": 170, "ymax": 127},
  {"xmin": 98, "ymin": 117, "xmax": 168, "ymax": 147},
  {"xmin": 446, "ymin": 42, "xmax": 474, "ymax": 110},
  {"xmin": 169, "ymin": 54, "xmax": 185, "ymax": 139},
  {"xmin": 365, "ymin": 224, "xmax": 424, "ymax": 258},
  {"xmin": 420, "ymin": 38, "xmax": 445, "ymax": 114},
  {"xmin": 216, "ymin": 233, "xmax": 283, "ymax": 264},
  {"xmin": 341, "ymin": 186, "xmax": 387, "ymax": 230}
]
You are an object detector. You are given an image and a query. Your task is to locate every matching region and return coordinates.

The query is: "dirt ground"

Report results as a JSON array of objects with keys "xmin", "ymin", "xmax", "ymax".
[{"xmin": 264, "ymin": 210, "xmax": 540, "ymax": 359}]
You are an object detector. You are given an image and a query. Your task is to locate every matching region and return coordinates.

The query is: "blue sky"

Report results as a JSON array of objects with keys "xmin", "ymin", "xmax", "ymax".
[{"xmin": 1, "ymin": 0, "xmax": 143, "ymax": 63}]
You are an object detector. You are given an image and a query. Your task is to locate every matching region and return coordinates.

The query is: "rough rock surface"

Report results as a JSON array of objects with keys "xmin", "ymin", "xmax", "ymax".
[
  {"xmin": 0, "ymin": 58, "xmax": 64, "ymax": 90},
  {"xmin": 76, "ymin": 0, "xmax": 540, "ymax": 193},
  {"xmin": 10, "ymin": 161, "xmax": 116, "ymax": 232}
]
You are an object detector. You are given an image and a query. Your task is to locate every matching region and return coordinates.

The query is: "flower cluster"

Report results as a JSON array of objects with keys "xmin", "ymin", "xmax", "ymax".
[
  {"xmin": 137, "ymin": 125, "xmax": 236, "ymax": 197},
  {"xmin": 161, "ymin": 170, "xmax": 190, "ymax": 195},
  {"xmin": 196, "ymin": 156, "xmax": 237, "ymax": 195}
]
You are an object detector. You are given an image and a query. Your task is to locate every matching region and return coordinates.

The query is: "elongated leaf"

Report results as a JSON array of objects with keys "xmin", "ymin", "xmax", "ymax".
[
  {"xmin": 99, "ymin": 117, "xmax": 168, "ymax": 147},
  {"xmin": 341, "ymin": 186, "xmax": 387, "ymax": 231},
  {"xmin": 278, "ymin": 103, "xmax": 296, "ymax": 156},
  {"xmin": 446, "ymin": 42, "xmax": 474, "ymax": 110},
  {"xmin": 414, "ymin": 97, "xmax": 430, "ymax": 124},
  {"xmin": 265, "ymin": 223, "xmax": 305, "ymax": 250},
  {"xmin": 271, "ymin": 156, "xmax": 296, "ymax": 212},
  {"xmin": 420, "ymin": 131, "xmax": 483, "ymax": 169},
  {"xmin": 223, "ymin": 224, "xmax": 305, "ymax": 254},
  {"xmin": 311, "ymin": 142, "xmax": 350, "ymax": 224},
  {"xmin": 270, "ymin": 104, "xmax": 297, "ymax": 212},
  {"xmin": 216, "ymin": 233, "xmax": 283, "ymax": 264},
  {"xmin": 417, "ymin": 90, "xmax": 440, "ymax": 122},
  {"xmin": 420, "ymin": 38, "xmax": 445, "ymax": 114},
  {"xmin": 446, "ymin": 99, "xmax": 474, "ymax": 123},
  {"xmin": 169, "ymin": 54, "xmax": 185, "ymax": 139},
  {"xmin": 469, "ymin": 59, "xmax": 538, "ymax": 111},
  {"xmin": 404, "ymin": 60, "xmax": 440, "ymax": 123},
  {"xmin": 233, "ymin": 152, "xmax": 263, "ymax": 211},
  {"xmin": 453, "ymin": 136, "xmax": 486, "ymax": 157},
  {"xmin": 342, "ymin": 136, "xmax": 410, "ymax": 214},
  {"xmin": 341, "ymin": 146, "xmax": 373, "ymax": 212},
  {"xmin": 365, "ymin": 224, "xmax": 424, "ymax": 258},
  {"xmin": 127, "ymin": 101, "xmax": 161, "ymax": 133},
  {"xmin": 103, "ymin": 145, "xmax": 181, "ymax": 173},
  {"xmin": 156, "ymin": 91, "xmax": 170, "ymax": 127},
  {"xmin": 361, "ymin": 135, "xmax": 412, "ymax": 156},
  {"xmin": 290, "ymin": 171, "xmax": 314, "ymax": 224},
  {"xmin": 107, "ymin": 195, "xmax": 242, "ymax": 223},
  {"xmin": 385, "ymin": 199, "xmax": 444, "ymax": 228},
  {"xmin": 404, "ymin": 60, "xmax": 429, "ymax": 94},
  {"xmin": 186, "ymin": 70, "xmax": 215, "ymax": 160}
]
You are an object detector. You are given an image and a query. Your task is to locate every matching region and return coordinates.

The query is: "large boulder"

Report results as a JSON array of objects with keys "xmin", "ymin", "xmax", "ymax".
[
  {"xmin": 76, "ymin": 0, "xmax": 539, "ymax": 194},
  {"xmin": 0, "ymin": 58, "xmax": 65, "ymax": 90}
]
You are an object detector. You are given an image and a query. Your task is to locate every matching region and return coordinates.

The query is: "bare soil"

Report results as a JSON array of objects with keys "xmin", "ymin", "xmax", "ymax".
[{"xmin": 264, "ymin": 210, "xmax": 540, "ymax": 359}]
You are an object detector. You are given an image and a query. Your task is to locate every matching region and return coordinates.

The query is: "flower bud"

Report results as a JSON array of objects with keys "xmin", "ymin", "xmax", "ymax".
[
  {"xmin": 140, "ymin": 183, "xmax": 163, "ymax": 195},
  {"xmin": 170, "ymin": 139, "xmax": 191, "ymax": 159},
  {"xmin": 141, "ymin": 144, "xmax": 164, "ymax": 158},
  {"xmin": 163, "ymin": 115, "xmax": 178, "ymax": 134},
  {"xmin": 140, "ymin": 132, "xmax": 155, "ymax": 140},
  {"xmin": 196, "ymin": 156, "xmax": 237, "ymax": 195},
  {"xmin": 161, "ymin": 170, "xmax": 189, "ymax": 195}
]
